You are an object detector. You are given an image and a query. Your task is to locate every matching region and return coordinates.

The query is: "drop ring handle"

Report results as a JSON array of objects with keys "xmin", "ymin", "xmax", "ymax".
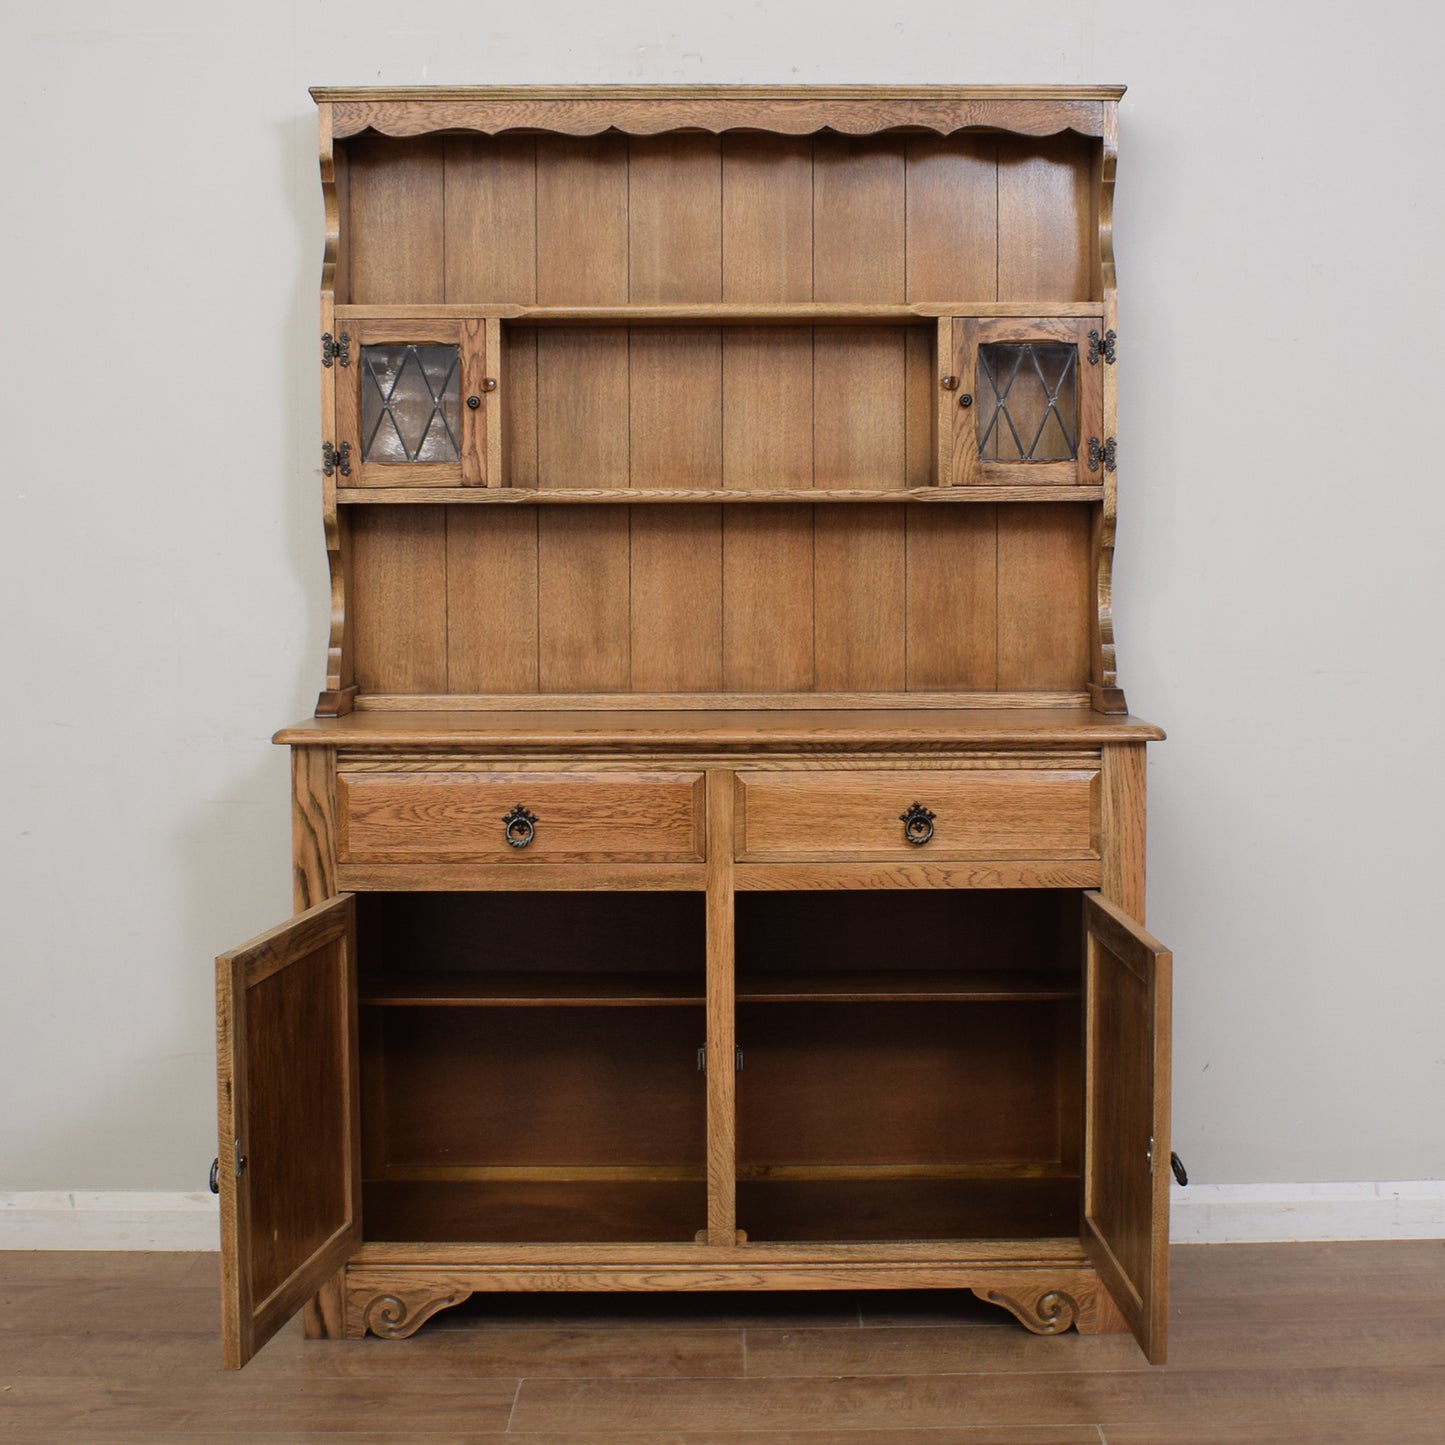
[
  {"xmin": 900, "ymin": 802, "xmax": 936, "ymax": 846},
  {"xmin": 503, "ymin": 804, "xmax": 538, "ymax": 849}
]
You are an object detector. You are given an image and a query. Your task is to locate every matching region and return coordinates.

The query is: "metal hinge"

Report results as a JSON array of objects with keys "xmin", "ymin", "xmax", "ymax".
[
  {"xmin": 1146, "ymin": 1134, "xmax": 1154, "ymax": 1174},
  {"xmin": 1087, "ymin": 436, "xmax": 1117, "ymax": 474},
  {"xmin": 1087, "ymin": 327, "xmax": 1117, "ymax": 365},
  {"xmin": 322, "ymin": 440, "xmax": 352, "ymax": 478},
  {"xmin": 233, "ymin": 1137, "xmax": 247, "ymax": 1178},
  {"xmin": 322, "ymin": 330, "xmax": 351, "ymax": 367},
  {"xmin": 696, "ymin": 1046, "xmax": 744, "ymax": 1072}
]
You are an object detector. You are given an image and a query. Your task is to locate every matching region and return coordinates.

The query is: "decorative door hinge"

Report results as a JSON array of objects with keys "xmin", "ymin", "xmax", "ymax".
[
  {"xmin": 696, "ymin": 1046, "xmax": 744, "ymax": 1071},
  {"xmin": 321, "ymin": 330, "xmax": 351, "ymax": 367},
  {"xmin": 1087, "ymin": 328, "xmax": 1117, "ymax": 365},
  {"xmin": 1087, "ymin": 436, "xmax": 1117, "ymax": 473},
  {"xmin": 322, "ymin": 440, "xmax": 352, "ymax": 478}
]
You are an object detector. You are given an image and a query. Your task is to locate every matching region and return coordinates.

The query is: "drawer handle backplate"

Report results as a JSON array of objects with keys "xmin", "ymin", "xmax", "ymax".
[
  {"xmin": 503, "ymin": 804, "xmax": 538, "ymax": 849},
  {"xmin": 900, "ymin": 802, "xmax": 936, "ymax": 846}
]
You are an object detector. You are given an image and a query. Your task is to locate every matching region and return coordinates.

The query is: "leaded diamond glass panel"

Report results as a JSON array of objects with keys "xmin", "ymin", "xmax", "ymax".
[
  {"xmin": 360, "ymin": 344, "xmax": 462, "ymax": 464},
  {"xmin": 977, "ymin": 342, "xmax": 1078, "ymax": 462}
]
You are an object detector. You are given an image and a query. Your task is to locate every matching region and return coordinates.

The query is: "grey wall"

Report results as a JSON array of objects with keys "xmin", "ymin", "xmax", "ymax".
[{"xmin": 2, "ymin": 0, "xmax": 1441, "ymax": 1190}]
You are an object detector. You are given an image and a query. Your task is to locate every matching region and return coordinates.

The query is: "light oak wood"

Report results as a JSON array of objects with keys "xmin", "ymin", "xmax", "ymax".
[{"xmin": 214, "ymin": 84, "xmax": 1172, "ymax": 1370}]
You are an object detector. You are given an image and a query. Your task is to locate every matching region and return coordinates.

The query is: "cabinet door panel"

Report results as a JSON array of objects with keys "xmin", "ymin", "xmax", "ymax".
[
  {"xmin": 1082, "ymin": 890, "xmax": 1171, "ymax": 1364},
  {"xmin": 216, "ymin": 895, "xmax": 360, "ymax": 1368}
]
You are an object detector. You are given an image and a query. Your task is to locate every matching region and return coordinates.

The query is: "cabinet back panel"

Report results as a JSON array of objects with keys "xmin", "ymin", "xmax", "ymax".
[
  {"xmin": 366, "ymin": 1006, "xmax": 707, "ymax": 1168},
  {"xmin": 346, "ymin": 503, "xmax": 1092, "ymax": 697},
  {"xmin": 341, "ymin": 132, "xmax": 1095, "ymax": 306},
  {"xmin": 737, "ymin": 1001, "xmax": 1069, "ymax": 1166}
]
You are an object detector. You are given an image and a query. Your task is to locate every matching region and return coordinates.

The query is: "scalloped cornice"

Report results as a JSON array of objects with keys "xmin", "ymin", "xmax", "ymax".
[{"xmin": 311, "ymin": 85, "xmax": 1125, "ymax": 141}]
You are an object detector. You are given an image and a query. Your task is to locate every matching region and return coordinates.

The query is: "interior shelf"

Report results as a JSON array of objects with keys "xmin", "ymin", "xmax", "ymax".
[
  {"xmin": 735, "ymin": 969, "xmax": 1079, "ymax": 1003},
  {"xmin": 361, "ymin": 971, "xmax": 705, "ymax": 1007}
]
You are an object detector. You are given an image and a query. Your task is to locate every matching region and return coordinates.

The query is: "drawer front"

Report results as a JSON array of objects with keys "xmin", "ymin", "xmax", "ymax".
[
  {"xmin": 338, "ymin": 772, "xmax": 705, "ymax": 864},
  {"xmin": 735, "ymin": 769, "xmax": 1099, "ymax": 862}
]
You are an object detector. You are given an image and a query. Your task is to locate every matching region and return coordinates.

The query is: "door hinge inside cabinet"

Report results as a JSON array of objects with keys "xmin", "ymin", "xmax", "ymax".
[
  {"xmin": 321, "ymin": 330, "xmax": 350, "ymax": 367},
  {"xmin": 1087, "ymin": 327, "xmax": 1117, "ymax": 365},
  {"xmin": 696, "ymin": 1046, "xmax": 744, "ymax": 1071},
  {"xmin": 322, "ymin": 440, "xmax": 352, "ymax": 478},
  {"xmin": 233, "ymin": 1138, "xmax": 247, "ymax": 1178},
  {"xmin": 1087, "ymin": 436, "xmax": 1117, "ymax": 473}
]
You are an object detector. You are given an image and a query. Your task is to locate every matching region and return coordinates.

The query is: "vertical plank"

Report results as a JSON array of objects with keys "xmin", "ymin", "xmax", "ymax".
[
  {"xmin": 535, "ymin": 136, "xmax": 629, "ymax": 303},
  {"xmin": 536, "ymin": 330, "xmax": 630, "ymax": 488},
  {"xmin": 630, "ymin": 329, "xmax": 722, "ymax": 488},
  {"xmin": 537, "ymin": 507, "xmax": 630, "ymax": 691},
  {"xmin": 505, "ymin": 327, "xmax": 539, "ymax": 488},
  {"xmin": 630, "ymin": 508, "xmax": 722, "ymax": 691},
  {"xmin": 705, "ymin": 770, "xmax": 737, "ymax": 1244},
  {"xmin": 996, "ymin": 504, "xmax": 1092, "ymax": 690},
  {"xmin": 904, "ymin": 135, "xmax": 999, "ymax": 301},
  {"xmin": 446, "ymin": 508, "xmax": 540, "ymax": 693},
  {"xmin": 721, "ymin": 134, "xmax": 813, "ymax": 302},
  {"xmin": 814, "ymin": 508, "xmax": 906, "ymax": 690},
  {"xmin": 442, "ymin": 136, "xmax": 538, "ymax": 302},
  {"xmin": 997, "ymin": 135, "xmax": 1093, "ymax": 303},
  {"xmin": 346, "ymin": 137, "xmax": 444, "ymax": 304},
  {"xmin": 904, "ymin": 326, "xmax": 936, "ymax": 487},
  {"xmin": 722, "ymin": 506, "xmax": 814, "ymax": 691},
  {"xmin": 348, "ymin": 508, "xmax": 447, "ymax": 693},
  {"xmin": 813, "ymin": 135, "xmax": 906, "ymax": 301},
  {"xmin": 629, "ymin": 135, "xmax": 722, "ymax": 302},
  {"xmin": 723, "ymin": 329, "xmax": 813, "ymax": 489},
  {"xmin": 905, "ymin": 505, "xmax": 998, "ymax": 690},
  {"xmin": 814, "ymin": 327, "xmax": 906, "ymax": 489},
  {"xmin": 1101, "ymin": 741, "xmax": 1148, "ymax": 921}
]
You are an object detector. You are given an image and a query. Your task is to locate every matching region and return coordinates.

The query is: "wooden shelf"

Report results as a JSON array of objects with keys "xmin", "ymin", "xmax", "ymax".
[
  {"xmin": 334, "ymin": 301, "xmax": 1104, "ymax": 323},
  {"xmin": 337, "ymin": 485, "xmax": 1105, "ymax": 505},
  {"xmin": 736, "ymin": 970, "xmax": 1079, "ymax": 1003},
  {"xmin": 360, "ymin": 972, "xmax": 704, "ymax": 1008}
]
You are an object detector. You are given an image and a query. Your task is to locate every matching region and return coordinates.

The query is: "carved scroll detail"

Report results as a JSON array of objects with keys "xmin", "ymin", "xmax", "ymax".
[
  {"xmin": 974, "ymin": 1285, "xmax": 1081, "ymax": 1335},
  {"xmin": 358, "ymin": 1282, "xmax": 474, "ymax": 1339}
]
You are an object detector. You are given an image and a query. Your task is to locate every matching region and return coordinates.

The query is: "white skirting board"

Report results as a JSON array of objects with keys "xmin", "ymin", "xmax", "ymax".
[{"xmin": 0, "ymin": 1183, "xmax": 1442, "ymax": 1250}]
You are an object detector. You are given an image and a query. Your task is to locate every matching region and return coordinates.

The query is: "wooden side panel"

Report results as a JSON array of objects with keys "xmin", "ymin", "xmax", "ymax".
[
  {"xmin": 346, "ymin": 138, "xmax": 444, "ymax": 304},
  {"xmin": 630, "ymin": 507, "xmax": 723, "ymax": 691},
  {"xmin": 722, "ymin": 505, "xmax": 814, "ymax": 691},
  {"xmin": 814, "ymin": 508, "xmax": 906, "ymax": 691},
  {"xmin": 446, "ymin": 508, "xmax": 540, "ymax": 693},
  {"xmin": 348, "ymin": 508, "xmax": 448, "ymax": 694},
  {"xmin": 705, "ymin": 771, "xmax": 737, "ymax": 1243},
  {"xmin": 537, "ymin": 506, "xmax": 630, "ymax": 691},
  {"xmin": 442, "ymin": 136, "xmax": 538, "ymax": 302},
  {"xmin": 904, "ymin": 135, "xmax": 999, "ymax": 302},
  {"xmin": 997, "ymin": 135, "xmax": 1093, "ymax": 304},
  {"xmin": 217, "ymin": 896, "xmax": 359, "ymax": 1368},
  {"xmin": 721, "ymin": 133, "xmax": 813, "ymax": 302},
  {"xmin": 1084, "ymin": 891, "xmax": 1172, "ymax": 1364},
  {"xmin": 996, "ymin": 505, "xmax": 1092, "ymax": 691},
  {"xmin": 291, "ymin": 748, "xmax": 338, "ymax": 912},
  {"xmin": 905, "ymin": 505, "xmax": 998, "ymax": 690},
  {"xmin": 1100, "ymin": 741, "xmax": 1148, "ymax": 921}
]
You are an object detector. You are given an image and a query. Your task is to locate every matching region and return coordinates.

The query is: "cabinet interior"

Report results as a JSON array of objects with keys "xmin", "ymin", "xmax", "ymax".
[{"xmin": 354, "ymin": 889, "xmax": 1083, "ymax": 1245}]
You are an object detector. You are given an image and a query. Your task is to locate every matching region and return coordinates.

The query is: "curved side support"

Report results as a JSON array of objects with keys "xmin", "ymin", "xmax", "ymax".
[
  {"xmin": 353, "ymin": 1281, "xmax": 475, "ymax": 1339},
  {"xmin": 973, "ymin": 1285, "xmax": 1081, "ymax": 1336},
  {"xmin": 1090, "ymin": 100, "xmax": 1126, "ymax": 714},
  {"xmin": 315, "ymin": 103, "xmax": 355, "ymax": 718},
  {"xmin": 328, "ymin": 95, "xmax": 1109, "ymax": 142}
]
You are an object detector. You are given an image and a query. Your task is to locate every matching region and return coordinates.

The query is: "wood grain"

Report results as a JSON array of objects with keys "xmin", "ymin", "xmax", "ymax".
[
  {"xmin": 630, "ymin": 507, "xmax": 723, "ymax": 691},
  {"xmin": 347, "ymin": 507, "xmax": 448, "ymax": 693}
]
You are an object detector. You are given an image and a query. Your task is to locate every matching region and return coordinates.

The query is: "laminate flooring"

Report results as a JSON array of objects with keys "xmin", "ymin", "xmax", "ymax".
[{"xmin": 1, "ymin": 1242, "xmax": 1442, "ymax": 1443}]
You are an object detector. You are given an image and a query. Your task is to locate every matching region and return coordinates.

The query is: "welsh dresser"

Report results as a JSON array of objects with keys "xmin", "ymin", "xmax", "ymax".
[{"xmin": 213, "ymin": 84, "xmax": 1173, "ymax": 1368}]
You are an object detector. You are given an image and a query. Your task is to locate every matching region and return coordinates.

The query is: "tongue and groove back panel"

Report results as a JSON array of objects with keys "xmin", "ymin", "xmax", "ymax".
[{"xmin": 339, "ymin": 131, "xmax": 1098, "ymax": 701}]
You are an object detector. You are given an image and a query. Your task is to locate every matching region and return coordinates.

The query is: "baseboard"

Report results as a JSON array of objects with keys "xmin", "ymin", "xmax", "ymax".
[{"xmin": 1, "ymin": 1183, "xmax": 1441, "ymax": 1250}]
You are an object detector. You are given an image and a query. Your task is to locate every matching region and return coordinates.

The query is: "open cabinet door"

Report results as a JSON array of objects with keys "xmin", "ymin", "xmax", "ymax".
[
  {"xmin": 216, "ymin": 895, "xmax": 360, "ymax": 1368},
  {"xmin": 1082, "ymin": 891, "xmax": 1172, "ymax": 1364}
]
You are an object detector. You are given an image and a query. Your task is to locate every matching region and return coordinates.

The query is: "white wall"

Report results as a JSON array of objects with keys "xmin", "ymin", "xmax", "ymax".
[{"xmin": 2, "ymin": 1, "xmax": 1441, "ymax": 1193}]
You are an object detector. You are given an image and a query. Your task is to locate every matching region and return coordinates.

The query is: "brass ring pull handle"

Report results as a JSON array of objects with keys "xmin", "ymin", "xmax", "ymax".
[
  {"xmin": 900, "ymin": 802, "xmax": 936, "ymax": 846},
  {"xmin": 503, "ymin": 804, "xmax": 538, "ymax": 849}
]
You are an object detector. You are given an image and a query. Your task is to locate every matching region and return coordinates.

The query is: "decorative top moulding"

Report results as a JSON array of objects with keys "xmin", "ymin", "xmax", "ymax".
[{"xmin": 310, "ymin": 85, "xmax": 1125, "ymax": 141}]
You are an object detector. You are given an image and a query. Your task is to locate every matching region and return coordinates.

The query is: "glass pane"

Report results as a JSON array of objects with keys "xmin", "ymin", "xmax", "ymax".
[
  {"xmin": 360, "ymin": 344, "xmax": 461, "ymax": 464},
  {"xmin": 977, "ymin": 342, "xmax": 1078, "ymax": 462}
]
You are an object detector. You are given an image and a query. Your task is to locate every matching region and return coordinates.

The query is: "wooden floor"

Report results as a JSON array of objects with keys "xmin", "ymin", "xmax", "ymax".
[{"xmin": 1, "ymin": 1243, "xmax": 1442, "ymax": 1443}]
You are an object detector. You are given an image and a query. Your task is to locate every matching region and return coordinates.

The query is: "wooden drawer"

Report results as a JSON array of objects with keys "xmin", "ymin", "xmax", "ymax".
[
  {"xmin": 734, "ymin": 769, "xmax": 1099, "ymax": 862},
  {"xmin": 337, "ymin": 772, "xmax": 706, "ymax": 864}
]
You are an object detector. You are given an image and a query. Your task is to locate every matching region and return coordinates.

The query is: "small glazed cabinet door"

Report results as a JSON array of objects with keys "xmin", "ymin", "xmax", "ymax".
[
  {"xmin": 949, "ymin": 317, "xmax": 1105, "ymax": 487},
  {"xmin": 216, "ymin": 895, "xmax": 361, "ymax": 1369},
  {"xmin": 334, "ymin": 318, "xmax": 499, "ymax": 487},
  {"xmin": 1082, "ymin": 890, "xmax": 1172, "ymax": 1364}
]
